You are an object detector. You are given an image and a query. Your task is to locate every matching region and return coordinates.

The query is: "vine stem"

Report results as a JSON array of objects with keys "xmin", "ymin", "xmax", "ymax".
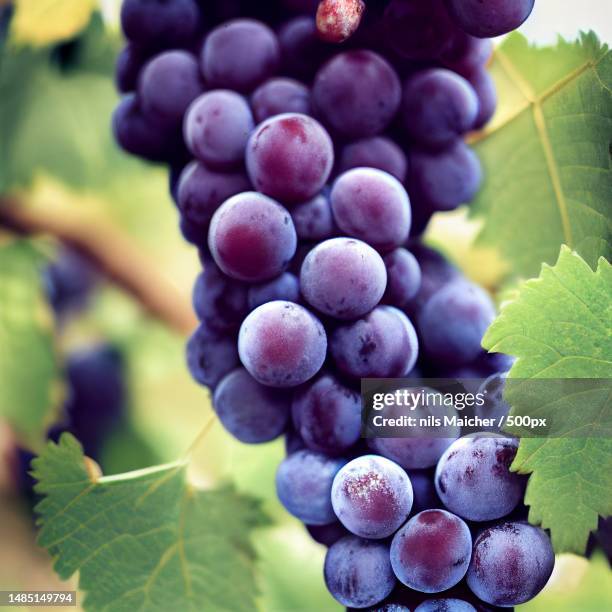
[
  {"xmin": 183, "ymin": 411, "xmax": 217, "ymax": 461},
  {"xmin": 0, "ymin": 196, "xmax": 197, "ymax": 335}
]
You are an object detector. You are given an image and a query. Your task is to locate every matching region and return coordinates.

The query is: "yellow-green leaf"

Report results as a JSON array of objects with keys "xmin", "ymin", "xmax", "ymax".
[
  {"xmin": 11, "ymin": 0, "xmax": 96, "ymax": 46},
  {"xmin": 472, "ymin": 33, "xmax": 612, "ymax": 278}
]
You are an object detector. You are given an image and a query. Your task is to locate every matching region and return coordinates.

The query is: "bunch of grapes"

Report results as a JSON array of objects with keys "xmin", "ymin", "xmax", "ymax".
[{"xmin": 112, "ymin": 0, "xmax": 555, "ymax": 609}]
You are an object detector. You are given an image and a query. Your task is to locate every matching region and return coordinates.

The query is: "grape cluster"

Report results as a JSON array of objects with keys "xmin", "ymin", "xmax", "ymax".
[{"xmin": 112, "ymin": 0, "xmax": 552, "ymax": 609}]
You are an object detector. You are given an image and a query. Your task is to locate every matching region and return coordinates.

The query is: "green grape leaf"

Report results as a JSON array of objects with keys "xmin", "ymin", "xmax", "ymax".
[
  {"xmin": 0, "ymin": 15, "xmax": 126, "ymax": 194},
  {"xmin": 0, "ymin": 238, "xmax": 62, "ymax": 448},
  {"xmin": 471, "ymin": 33, "xmax": 612, "ymax": 278},
  {"xmin": 33, "ymin": 434, "xmax": 269, "ymax": 612},
  {"xmin": 483, "ymin": 247, "xmax": 612, "ymax": 554}
]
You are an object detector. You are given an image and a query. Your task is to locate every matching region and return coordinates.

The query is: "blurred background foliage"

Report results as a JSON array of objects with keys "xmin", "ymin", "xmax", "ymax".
[{"xmin": 0, "ymin": 1, "xmax": 609, "ymax": 610}]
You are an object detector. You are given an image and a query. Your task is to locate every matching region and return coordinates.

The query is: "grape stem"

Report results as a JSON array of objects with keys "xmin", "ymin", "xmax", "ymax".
[{"xmin": 0, "ymin": 196, "xmax": 197, "ymax": 335}]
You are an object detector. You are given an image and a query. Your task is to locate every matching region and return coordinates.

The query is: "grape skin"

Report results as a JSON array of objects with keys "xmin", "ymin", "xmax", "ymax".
[
  {"xmin": 466, "ymin": 522, "xmax": 554, "ymax": 606},
  {"xmin": 277, "ymin": 16, "xmax": 333, "ymax": 81},
  {"xmin": 213, "ymin": 368, "xmax": 290, "ymax": 443},
  {"xmin": 331, "ymin": 306, "xmax": 418, "ymax": 379},
  {"xmin": 382, "ymin": 249, "xmax": 422, "ymax": 308},
  {"xmin": 247, "ymin": 272, "xmax": 301, "ymax": 310},
  {"xmin": 139, "ymin": 51, "xmax": 203, "ymax": 126},
  {"xmin": 192, "ymin": 261, "xmax": 249, "ymax": 332},
  {"xmin": 238, "ymin": 301, "xmax": 327, "ymax": 387},
  {"xmin": 435, "ymin": 436, "xmax": 526, "ymax": 522},
  {"xmin": 290, "ymin": 193, "xmax": 336, "ymax": 241},
  {"xmin": 177, "ymin": 161, "xmax": 251, "ymax": 228},
  {"xmin": 201, "ymin": 19, "xmax": 280, "ymax": 92},
  {"xmin": 306, "ymin": 521, "xmax": 349, "ymax": 547},
  {"xmin": 115, "ymin": 43, "xmax": 149, "ymax": 93},
  {"xmin": 414, "ymin": 599, "xmax": 476, "ymax": 611},
  {"xmin": 467, "ymin": 67, "xmax": 498, "ymax": 129},
  {"xmin": 401, "ymin": 69, "xmax": 478, "ymax": 150},
  {"xmin": 251, "ymin": 77, "xmax": 311, "ymax": 123},
  {"xmin": 276, "ymin": 449, "xmax": 347, "ymax": 524},
  {"xmin": 292, "ymin": 374, "xmax": 361, "ymax": 455},
  {"xmin": 408, "ymin": 142, "xmax": 483, "ymax": 212},
  {"xmin": 444, "ymin": 0, "xmax": 536, "ymax": 38},
  {"xmin": 367, "ymin": 386, "xmax": 460, "ymax": 470},
  {"xmin": 300, "ymin": 238, "xmax": 387, "ymax": 320},
  {"xmin": 184, "ymin": 91, "xmax": 254, "ymax": 170},
  {"xmin": 312, "ymin": 50, "xmax": 401, "ymax": 139},
  {"xmin": 186, "ymin": 324, "xmax": 239, "ymax": 389},
  {"xmin": 407, "ymin": 470, "xmax": 442, "ymax": 515},
  {"xmin": 324, "ymin": 536, "xmax": 397, "ymax": 608},
  {"xmin": 390, "ymin": 509, "xmax": 472, "ymax": 593},
  {"xmin": 338, "ymin": 137, "xmax": 408, "ymax": 183},
  {"xmin": 330, "ymin": 168, "xmax": 412, "ymax": 251},
  {"xmin": 246, "ymin": 113, "xmax": 335, "ymax": 203},
  {"xmin": 440, "ymin": 32, "xmax": 493, "ymax": 78},
  {"xmin": 209, "ymin": 192, "xmax": 297, "ymax": 282},
  {"xmin": 417, "ymin": 279, "xmax": 495, "ymax": 367},
  {"xmin": 331, "ymin": 455, "xmax": 413, "ymax": 539},
  {"xmin": 121, "ymin": 0, "xmax": 201, "ymax": 49},
  {"xmin": 113, "ymin": 94, "xmax": 177, "ymax": 162}
]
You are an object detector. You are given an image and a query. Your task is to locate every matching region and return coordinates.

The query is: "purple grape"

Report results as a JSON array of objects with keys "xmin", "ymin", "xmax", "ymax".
[
  {"xmin": 180, "ymin": 216, "xmax": 207, "ymax": 248},
  {"xmin": 139, "ymin": 51, "xmax": 203, "ymax": 126},
  {"xmin": 338, "ymin": 137, "xmax": 408, "ymax": 183},
  {"xmin": 408, "ymin": 470, "xmax": 442, "ymax": 515},
  {"xmin": 306, "ymin": 521, "xmax": 350, "ymax": 547},
  {"xmin": 238, "ymin": 301, "xmax": 327, "ymax": 387},
  {"xmin": 201, "ymin": 19, "xmax": 280, "ymax": 92},
  {"xmin": 186, "ymin": 323, "xmax": 239, "ymax": 389},
  {"xmin": 213, "ymin": 368, "xmax": 290, "ymax": 443},
  {"xmin": 369, "ymin": 432, "xmax": 459, "ymax": 472},
  {"xmin": 64, "ymin": 345, "xmax": 126, "ymax": 458},
  {"xmin": 331, "ymin": 306, "xmax": 418, "ymax": 378},
  {"xmin": 382, "ymin": 248, "xmax": 422, "ymax": 308},
  {"xmin": 401, "ymin": 69, "xmax": 478, "ymax": 150},
  {"xmin": 115, "ymin": 43, "xmax": 148, "ymax": 93},
  {"xmin": 276, "ymin": 449, "xmax": 347, "ymax": 524},
  {"xmin": 468, "ymin": 67, "xmax": 497, "ymax": 129},
  {"xmin": 247, "ymin": 272, "xmax": 301, "ymax": 310},
  {"xmin": 277, "ymin": 16, "xmax": 333, "ymax": 81},
  {"xmin": 290, "ymin": 193, "xmax": 336, "ymax": 241},
  {"xmin": 192, "ymin": 264, "xmax": 249, "ymax": 332},
  {"xmin": 292, "ymin": 374, "xmax": 361, "ymax": 455},
  {"xmin": 177, "ymin": 161, "xmax": 251, "ymax": 228},
  {"xmin": 444, "ymin": 0, "xmax": 535, "ymax": 38},
  {"xmin": 415, "ymin": 599, "xmax": 476, "ymax": 611},
  {"xmin": 390, "ymin": 510, "xmax": 472, "ymax": 593},
  {"xmin": 121, "ymin": 0, "xmax": 201, "ymax": 48},
  {"xmin": 405, "ymin": 243, "xmax": 461, "ymax": 315},
  {"xmin": 408, "ymin": 142, "xmax": 483, "ymax": 212},
  {"xmin": 112, "ymin": 94, "xmax": 176, "ymax": 162},
  {"xmin": 300, "ymin": 238, "xmax": 387, "ymax": 320},
  {"xmin": 43, "ymin": 248, "xmax": 97, "ymax": 316},
  {"xmin": 324, "ymin": 536, "xmax": 396, "ymax": 608},
  {"xmin": 331, "ymin": 455, "xmax": 413, "ymax": 539},
  {"xmin": 251, "ymin": 77, "xmax": 311, "ymax": 123},
  {"xmin": 418, "ymin": 279, "xmax": 495, "ymax": 366},
  {"xmin": 285, "ymin": 427, "xmax": 307, "ymax": 454},
  {"xmin": 209, "ymin": 192, "xmax": 297, "ymax": 282},
  {"xmin": 367, "ymin": 386, "xmax": 460, "ymax": 469},
  {"xmin": 330, "ymin": 168, "xmax": 411, "ymax": 251},
  {"xmin": 246, "ymin": 113, "xmax": 334, "ymax": 203},
  {"xmin": 440, "ymin": 33, "xmax": 493, "ymax": 78},
  {"xmin": 381, "ymin": 0, "xmax": 457, "ymax": 61},
  {"xmin": 184, "ymin": 91, "xmax": 254, "ymax": 169},
  {"xmin": 466, "ymin": 522, "xmax": 554, "ymax": 606},
  {"xmin": 435, "ymin": 436, "xmax": 526, "ymax": 522},
  {"xmin": 313, "ymin": 50, "xmax": 401, "ymax": 138}
]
